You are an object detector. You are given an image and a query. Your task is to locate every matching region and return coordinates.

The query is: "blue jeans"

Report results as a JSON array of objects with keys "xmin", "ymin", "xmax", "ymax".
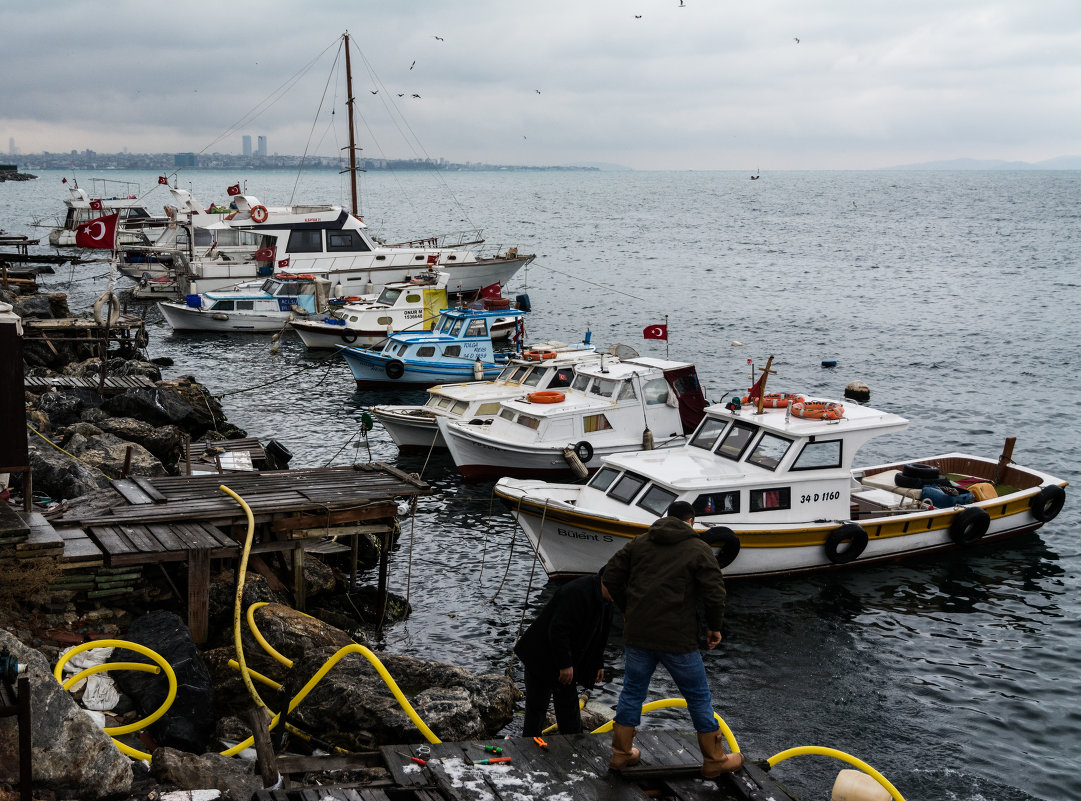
[{"xmin": 614, "ymin": 645, "xmax": 718, "ymax": 733}]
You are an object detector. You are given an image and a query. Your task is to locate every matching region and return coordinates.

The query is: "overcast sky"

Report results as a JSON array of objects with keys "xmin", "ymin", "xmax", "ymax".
[{"xmin": 3, "ymin": 0, "xmax": 1078, "ymax": 170}]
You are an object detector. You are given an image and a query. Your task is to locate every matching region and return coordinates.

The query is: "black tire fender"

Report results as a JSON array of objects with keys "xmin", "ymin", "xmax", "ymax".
[
  {"xmin": 949, "ymin": 506, "xmax": 990, "ymax": 545},
  {"xmin": 701, "ymin": 526, "xmax": 741, "ymax": 569},
  {"xmin": 1029, "ymin": 485, "xmax": 1065, "ymax": 523},
  {"xmin": 385, "ymin": 359, "xmax": 405, "ymax": 380},
  {"xmin": 903, "ymin": 462, "xmax": 940, "ymax": 481},
  {"xmin": 341, "ymin": 329, "xmax": 358, "ymax": 344},
  {"xmin": 894, "ymin": 472, "xmax": 925, "ymax": 489},
  {"xmin": 574, "ymin": 440, "xmax": 593, "ymax": 463},
  {"xmin": 824, "ymin": 523, "xmax": 868, "ymax": 564}
]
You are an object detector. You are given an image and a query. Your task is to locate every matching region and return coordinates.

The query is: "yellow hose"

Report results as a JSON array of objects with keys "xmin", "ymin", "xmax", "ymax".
[
  {"xmin": 768, "ymin": 745, "xmax": 905, "ymax": 801},
  {"xmin": 219, "ymin": 484, "xmax": 265, "ymax": 713}
]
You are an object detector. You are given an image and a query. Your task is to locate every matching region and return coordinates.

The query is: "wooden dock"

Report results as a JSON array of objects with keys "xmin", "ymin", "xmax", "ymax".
[
  {"xmin": 23, "ymin": 374, "xmax": 157, "ymax": 395},
  {"xmin": 47, "ymin": 463, "xmax": 431, "ymax": 642},
  {"xmin": 252, "ymin": 732, "xmax": 800, "ymax": 801}
]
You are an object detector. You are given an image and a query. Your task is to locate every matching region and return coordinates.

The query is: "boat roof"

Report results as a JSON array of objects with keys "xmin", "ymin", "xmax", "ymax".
[{"xmin": 573, "ymin": 356, "xmax": 692, "ymax": 380}]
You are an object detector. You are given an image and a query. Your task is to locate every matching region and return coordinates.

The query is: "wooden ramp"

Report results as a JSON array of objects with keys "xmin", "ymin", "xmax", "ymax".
[{"xmin": 23, "ymin": 374, "xmax": 157, "ymax": 394}]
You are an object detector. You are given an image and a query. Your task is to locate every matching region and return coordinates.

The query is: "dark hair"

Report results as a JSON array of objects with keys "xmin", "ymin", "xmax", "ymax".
[{"xmin": 666, "ymin": 501, "xmax": 695, "ymax": 522}]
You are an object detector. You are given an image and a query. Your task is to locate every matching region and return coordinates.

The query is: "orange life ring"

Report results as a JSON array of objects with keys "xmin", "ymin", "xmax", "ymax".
[
  {"xmin": 529, "ymin": 391, "xmax": 565, "ymax": 403},
  {"xmin": 250, "ymin": 205, "xmax": 269, "ymax": 223},
  {"xmin": 523, "ymin": 350, "xmax": 558, "ymax": 362},
  {"xmin": 790, "ymin": 400, "xmax": 845, "ymax": 421},
  {"xmin": 742, "ymin": 393, "xmax": 805, "ymax": 408},
  {"xmin": 295, "ymin": 274, "xmax": 317, "ymax": 281}
]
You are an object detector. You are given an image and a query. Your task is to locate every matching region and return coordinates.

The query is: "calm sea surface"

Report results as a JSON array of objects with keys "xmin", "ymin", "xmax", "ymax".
[{"xmin": 4, "ymin": 168, "xmax": 1079, "ymax": 801}]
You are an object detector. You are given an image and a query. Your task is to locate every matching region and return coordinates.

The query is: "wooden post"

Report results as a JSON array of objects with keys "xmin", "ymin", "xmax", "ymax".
[
  {"xmin": 246, "ymin": 706, "xmax": 280, "ymax": 789},
  {"xmin": 994, "ymin": 436, "xmax": 1016, "ymax": 485},
  {"xmin": 186, "ymin": 549, "xmax": 210, "ymax": 644},
  {"xmin": 349, "ymin": 533, "xmax": 359, "ymax": 593},
  {"xmin": 184, "ymin": 434, "xmax": 191, "ymax": 476},
  {"xmin": 17, "ymin": 676, "xmax": 30, "ymax": 801},
  {"xmin": 121, "ymin": 445, "xmax": 133, "ymax": 479},
  {"xmin": 376, "ymin": 530, "xmax": 389, "ymax": 632},
  {"xmin": 293, "ymin": 546, "xmax": 306, "ymax": 612}
]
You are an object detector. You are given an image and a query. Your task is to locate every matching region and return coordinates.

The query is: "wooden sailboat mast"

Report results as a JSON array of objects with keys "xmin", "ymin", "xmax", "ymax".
[{"xmin": 342, "ymin": 32, "xmax": 359, "ymax": 217}]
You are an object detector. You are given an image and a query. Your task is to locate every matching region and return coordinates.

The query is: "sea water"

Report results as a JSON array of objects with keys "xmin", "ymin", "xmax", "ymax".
[{"xmin": 3, "ymin": 168, "xmax": 1079, "ymax": 800}]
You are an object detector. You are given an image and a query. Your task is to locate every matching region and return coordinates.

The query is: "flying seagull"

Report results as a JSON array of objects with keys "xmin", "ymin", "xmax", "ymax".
[
  {"xmin": 410, "ymin": 60, "xmax": 416, "ymax": 70},
  {"xmin": 794, "ymin": 37, "xmax": 800, "ymax": 43},
  {"xmin": 434, "ymin": 35, "xmax": 444, "ymax": 41},
  {"xmin": 635, "ymin": 14, "xmax": 642, "ymax": 18},
  {"xmin": 412, "ymin": 93, "xmax": 421, "ymax": 99},
  {"xmin": 369, "ymin": 89, "xmax": 378, "ymax": 94},
  {"xmin": 535, "ymin": 89, "xmax": 541, "ymax": 94},
  {"xmin": 397, "ymin": 93, "xmax": 404, "ymax": 97},
  {"xmin": 679, "ymin": 0, "xmax": 685, "ymax": 6}
]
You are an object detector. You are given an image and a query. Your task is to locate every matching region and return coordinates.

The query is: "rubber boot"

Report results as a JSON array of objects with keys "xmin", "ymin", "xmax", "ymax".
[
  {"xmin": 609, "ymin": 722, "xmax": 641, "ymax": 770},
  {"xmin": 697, "ymin": 730, "xmax": 744, "ymax": 778}
]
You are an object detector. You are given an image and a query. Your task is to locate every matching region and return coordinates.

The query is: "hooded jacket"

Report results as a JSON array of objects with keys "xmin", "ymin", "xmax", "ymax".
[
  {"xmin": 602, "ymin": 516, "xmax": 726, "ymax": 654},
  {"xmin": 513, "ymin": 572, "xmax": 613, "ymax": 688}
]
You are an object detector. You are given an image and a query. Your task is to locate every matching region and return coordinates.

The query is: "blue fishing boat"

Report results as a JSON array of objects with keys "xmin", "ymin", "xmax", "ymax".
[{"xmin": 337, "ymin": 306, "xmax": 526, "ymax": 389}]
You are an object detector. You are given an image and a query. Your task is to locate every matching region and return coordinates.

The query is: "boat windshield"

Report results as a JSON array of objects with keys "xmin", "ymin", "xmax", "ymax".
[
  {"xmin": 746, "ymin": 433, "xmax": 793, "ymax": 471},
  {"xmin": 465, "ymin": 318, "xmax": 488, "ymax": 337},
  {"xmin": 717, "ymin": 422, "xmax": 757, "ymax": 461},
  {"xmin": 548, "ymin": 368, "xmax": 573, "ymax": 389},
  {"xmin": 608, "ymin": 472, "xmax": 648, "ymax": 504},
  {"xmin": 791, "ymin": 440, "xmax": 843, "ymax": 470},
  {"xmin": 590, "ymin": 378, "xmax": 619, "ymax": 398},
  {"xmin": 497, "ymin": 365, "xmax": 518, "ymax": 381},
  {"xmin": 589, "ymin": 467, "xmax": 619, "ymax": 491},
  {"xmin": 690, "ymin": 418, "xmax": 727, "ymax": 450},
  {"xmin": 523, "ymin": 369, "xmax": 544, "ymax": 387},
  {"xmin": 637, "ymin": 484, "xmax": 677, "ymax": 516},
  {"xmin": 377, "ymin": 287, "xmax": 402, "ymax": 305},
  {"xmin": 571, "ymin": 374, "xmax": 591, "ymax": 392}
]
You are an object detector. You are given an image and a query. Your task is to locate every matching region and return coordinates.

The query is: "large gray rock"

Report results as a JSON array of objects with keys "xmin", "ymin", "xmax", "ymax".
[
  {"xmin": 100, "ymin": 386, "xmax": 194, "ymax": 430},
  {"xmin": 150, "ymin": 747, "xmax": 261, "ymax": 801},
  {"xmin": 28, "ymin": 440, "xmax": 111, "ymax": 500},
  {"xmin": 0, "ymin": 629, "xmax": 132, "ymax": 799},
  {"xmin": 35, "ymin": 389, "xmax": 85, "ymax": 428},
  {"xmin": 77, "ymin": 412, "xmax": 184, "ymax": 469},
  {"xmin": 59, "ymin": 429, "xmax": 167, "ymax": 480}
]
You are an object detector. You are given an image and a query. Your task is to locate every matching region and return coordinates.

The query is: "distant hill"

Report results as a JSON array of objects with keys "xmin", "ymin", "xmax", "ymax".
[
  {"xmin": 568, "ymin": 161, "xmax": 634, "ymax": 171},
  {"xmin": 884, "ymin": 155, "xmax": 1081, "ymax": 170}
]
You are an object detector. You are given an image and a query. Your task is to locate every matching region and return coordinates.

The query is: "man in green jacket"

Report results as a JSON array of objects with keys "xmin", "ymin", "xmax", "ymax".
[{"xmin": 602, "ymin": 500, "xmax": 743, "ymax": 778}]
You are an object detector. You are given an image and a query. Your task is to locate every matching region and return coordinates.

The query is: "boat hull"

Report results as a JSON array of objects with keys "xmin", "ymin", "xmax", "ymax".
[
  {"xmin": 494, "ymin": 462, "xmax": 1066, "ymax": 578},
  {"xmin": 338, "ymin": 346, "xmax": 504, "ymax": 389},
  {"xmin": 293, "ymin": 317, "xmax": 515, "ymax": 351},
  {"xmin": 371, "ymin": 409, "xmax": 445, "ymax": 451},
  {"xmin": 158, "ymin": 302, "xmax": 290, "ymax": 332}
]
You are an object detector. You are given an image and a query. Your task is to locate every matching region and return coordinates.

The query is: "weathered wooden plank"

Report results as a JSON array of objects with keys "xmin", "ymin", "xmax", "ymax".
[
  {"xmin": 187, "ymin": 548, "xmax": 210, "ymax": 644},
  {"xmin": 130, "ymin": 477, "xmax": 168, "ymax": 502},
  {"xmin": 111, "ymin": 479, "xmax": 156, "ymax": 505}
]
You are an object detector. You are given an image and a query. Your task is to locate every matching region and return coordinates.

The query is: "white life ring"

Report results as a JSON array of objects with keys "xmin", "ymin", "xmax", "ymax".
[{"xmin": 92, "ymin": 292, "xmax": 121, "ymax": 327}]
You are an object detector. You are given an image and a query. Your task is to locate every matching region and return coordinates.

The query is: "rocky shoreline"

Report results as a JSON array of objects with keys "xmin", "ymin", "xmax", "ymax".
[{"xmin": 0, "ymin": 287, "xmax": 526, "ymax": 800}]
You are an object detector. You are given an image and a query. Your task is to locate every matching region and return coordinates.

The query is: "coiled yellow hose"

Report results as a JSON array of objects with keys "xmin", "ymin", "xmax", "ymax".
[{"xmin": 768, "ymin": 745, "xmax": 905, "ymax": 801}]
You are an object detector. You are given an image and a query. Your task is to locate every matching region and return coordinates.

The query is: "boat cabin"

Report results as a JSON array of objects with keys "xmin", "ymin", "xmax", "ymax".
[
  {"xmin": 375, "ymin": 306, "xmax": 525, "ymax": 365},
  {"xmin": 579, "ymin": 399, "xmax": 910, "ymax": 525},
  {"xmin": 185, "ymin": 274, "xmax": 323, "ymax": 315}
]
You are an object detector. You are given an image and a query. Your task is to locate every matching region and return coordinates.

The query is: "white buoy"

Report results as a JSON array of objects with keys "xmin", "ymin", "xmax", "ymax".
[
  {"xmin": 642, "ymin": 428, "xmax": 654, "ymax": 450},
  {"xmin": 473, "ymin": 359, "xmax": 484, "ymax": 380},
  {"xmin": 562, "ymin": 447, "xmax": 589, "ymax": 479},
  {"xmin": 831, "ymin": 769, "xmax": 890, "ymax": 801}
]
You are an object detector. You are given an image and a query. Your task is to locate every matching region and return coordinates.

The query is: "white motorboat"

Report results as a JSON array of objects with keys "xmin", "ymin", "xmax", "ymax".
[
  {"xmin": 40, "ymin": 179, "xmax": 164, "ymax": 247},
  {"xmin": 158, "ymin": 273, "xmax": 328, "ymax": 332},
  {"xmin": 493, "ymin": 384, "xmax": 1069, "ymax": 579},
  {"xmin": 372, "ymin": 342, "xmax": 601, "ymax": 452},
  {"xmin": 438, "ymin": 356, "xmax": 708, "ymax": 480}
]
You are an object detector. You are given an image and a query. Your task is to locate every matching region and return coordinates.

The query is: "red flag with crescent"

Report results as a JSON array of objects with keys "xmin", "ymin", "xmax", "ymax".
[
  {"xmin": 158, "ymin": 175, "xmax": 169, "ymax": 185},
  {"xmin": 89, "ymin": 199, "xmax": 104, "ymax": 211},
  {"xmin": 480, "ymin": 282, "xmax": 502, "ymax": 299},
  {"xmin": 74, "ymin": 213, "xmax": 119, "ymax": 249},
  {"xmin": 277, "ymin": 257, "xmax": 290, "ymax": 268},
  {"xmin": 643, "ymin": 324, "xmax": 668, "ymax": 340},
  {"xmin": 227, "ymin": 183, "xmax": 241, "ymax": 196}
]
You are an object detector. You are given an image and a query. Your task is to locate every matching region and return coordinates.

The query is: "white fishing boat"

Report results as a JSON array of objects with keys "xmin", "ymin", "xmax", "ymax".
[
  {"xmin": 158, "ymin": 273, "xmax": 328, "ymax": 332},
  {"xmin": 289, "ymin": 272, "xmax": 521, "ymax": 350},
  {"xmin": 39, "ymin": 179, "xmax": 163, "ymax": 247},
  {"xmin": 372, "ymin": 342, "xmax": 601, "ymax": 452},
  {"xmin": 493, "ymin": 374, "xmax": 1069, "ymax": 578},
  {"xmin": 337, "ymin": 306, "xmax": 526, "ymax": 389},
  {"xmin": 438, "ymin": 356, "xmax": 708, "ymax": 480}
]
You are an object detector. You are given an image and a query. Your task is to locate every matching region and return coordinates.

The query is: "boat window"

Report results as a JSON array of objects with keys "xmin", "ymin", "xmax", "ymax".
[
  {"xmin": 211, "ymin": 300, "xmax": 234, "ymax": 311},
  {"xmin": 326, "ymin": 229, "xmax": 371, "ymax": 252},
  {"xmin": 436, "ymin": 397, "xmax": 453, "ymax": 409},
  {"xmin": 508, "ymin": 366, "xmax": 529, "ymax": 383},
  {"xmin": 516, "ymin": 414, "xmax": 541, "ymax": 430},
  {"xmin": 216, "ymin": 229, "xmax": 241, "ymax": 246},
  {"xmin": 477, "ymin": 402, "xmax": 502, "ymax": 416},
  {"xmin": 589, "ymin": 467, "xmax": 619, "ymax": 492},
  {"xmin": 690, "ymin": 418, "xmax": 727, "ymax": 450},
  {"xmin": 584, "ymin": 414, "xmax": 613, "ymax": 434},
  {"xmin": 617, "ymin": 381, "xmax": 638, "ymax": 401},
  {"xmin": 608, "ymin": 473, "xmax": 648, "ymax": 504},
  {"xmin": 499, "ymin": 409, "xmax": 516, "ymax": 421},
  {"xmin": 443, "ymin": 345, "xmax": 461, "ymax": 357},
  {"xmin": 236, "ymin": 301, "xmax": 255, "ymax": 311},
  {"xmin": 287, "ymin": 230, "xmax": 323, "ymax": 253},
  {"xmin": 717, "ymin": 422, "xmax": 757, "ymax": 461},
  {"xmin": 791, "ymin": 440, "xmax": 843, "ymax": 470},
  {"xmin": 548, "ymin": 369, "xmax": 573, "ymax": 389},
  {"xmin": 523, "ymin": 369, "xmax": 544, "ymax": 387},
  {"xmin": 572, "ymin": 374, "xmax": 591, "ymax": 391},
  {"xmin": 371, "ymin": 316, "xmax": 390, "ymax": 326},
  {"xmin": 450, "ymin": 318, "xmax": 464, "ymax": 336},
  {"xmin": 465, "ymin": 319, "xmax": 488, "ymax": 337},
  {"xmin": 746, "ymin": 433, "xmax": 793, "ymax": 471},
  {"xmin": 672, "ymin": 373, "xmax": 700, "ymax": 395},
  {"xmin": 590, "ymin": 378, "xmax": 619, "ymax": 397},
  {"xmin": 425, "ymin": 396, "xmax": 444, "ymax": 408},
  {"xmin": 642, "ymin": 377, "xmax": 670, "ymax": 405},
  {"xmin": 417, "ymin": 346, "xmax": 436, "ymax": 357},
  {"xmin": 637, "ymin": 484, "xmax": 678, "ymax": 516},
  {"xmin": 405, "ymin": 293, "xmax": 421, "ymax": 303},
  {"xmin": 239, "ymin": 231, "xmax": 263, "ymax": 246},
  {"xmin": 693, "ymin": 491, "xmax": 739, "ymax": 516},
  {"xmin": 749, "ymin": 487, "xmax": 791, "ymax": 513},
  {"xmin": 377, "ymin": 288, "xmax": 402, "ymax": 305},
  {"xmin": 260, "ymin": 279, "xmax": 275, "ymax": 293},
  {"xmin": 194, "ymin": 229, "xmax": 214, "ymax": 246},
  {"xmin": 439, "ymin": 316, "xmax": 454, "ymax": 333},
  {"xmin": 451, "ymin": 401, "xmax": 468, "ymax": 415},
  {"xmin": 396, "ymin": 343, "xmax": 409, "ymax": 356},
  {"xmin": 497, "ymin": 366, "xmax": 516, "ymax": 380}
]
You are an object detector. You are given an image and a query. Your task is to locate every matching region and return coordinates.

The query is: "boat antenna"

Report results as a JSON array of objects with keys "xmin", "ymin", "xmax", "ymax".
[{"xmin": 342, "ymin": 31, "xmax": 360, "ymax": 218}]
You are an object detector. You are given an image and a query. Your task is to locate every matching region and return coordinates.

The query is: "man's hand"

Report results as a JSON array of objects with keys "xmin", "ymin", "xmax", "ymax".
[
  {"xmin": 595, "ymin": 669, "xmax": 605, "ymax": 684},
  {"xmin": 558, "ymin": 667, "xmax": 574, "ymax": 685},
  {"xmin": 706, "ymin": 630, "xmax": 722, "ymax": 650}
]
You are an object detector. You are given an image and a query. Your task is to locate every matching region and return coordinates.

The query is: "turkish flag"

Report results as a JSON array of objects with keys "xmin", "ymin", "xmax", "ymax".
[
  {"xmin": 277, "ymin": 258, "xmax": 290, "ymax": 268},
  {"xmin": 426, "ymin": 253, "xmax": 439, "ymax": 265},
  {"xmin": 480, "ymin": 282, "xmax": 501, "ymax": 299},
  {"xmin": 61, "ymin": 177, "xmax": 68, "ymax": 184},
  {"xmin": 643, "ymin": 324, "xmax": 668, "ymax": 340},
  {"xmin": 158, "ymin": 175, "xmax": 169, "ymax": 185},
  {"xmin": 89, "ymin": 199, "xmax": 104, "ymax": 210},
  {"xmin": 74, "ymin": 213, "xmax": 119, "ymax": 249},
  {"xmin": 227, "ymin": 183, "xmax": 241, "ymax": 196}
]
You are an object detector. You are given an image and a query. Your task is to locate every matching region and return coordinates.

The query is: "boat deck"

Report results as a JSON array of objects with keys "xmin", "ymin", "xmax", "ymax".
[{"xmin": 253, "ymin": 732, "xmax": 798, "ymax": 801}]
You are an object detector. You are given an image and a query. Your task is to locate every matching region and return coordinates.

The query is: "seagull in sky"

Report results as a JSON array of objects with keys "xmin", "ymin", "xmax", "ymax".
[
  {"xmin": 412, "ymin": 93, "xmax": 421, "ymax": 99},
  {"xmin": 679, "ymin": 0, "xmax": 685, "ymax": 6},
  {"xmin": 369, "ymin": 89, "xmax": 378, "ymax": 94},
  {"xmin": 535, "ymin": 89, "xmax": 541, "ymax": 94},
  {"xmin": 434, "ymin": 35, "xmax": 444, "ymax": 41},
  {"xmin": 635, "ymin": 14, "xmax": 642, "ymax": 18},
  {"xmin": 794, "ymin": 37, "xmax": 800, "ymax": 43},
  {"xmin": 397, "ymin": 93, "xmax": 404, "ymax": 97},
  {"xmin": 410, "ymin": 60, "xmax": 416, "ymax": 70}
]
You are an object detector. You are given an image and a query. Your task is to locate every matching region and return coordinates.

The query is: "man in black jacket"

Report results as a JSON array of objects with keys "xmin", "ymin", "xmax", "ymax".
[
  {"xmin": 602, "ymin": 500, "xmax": 742, "ymax": 777},
  {"xmin": 513, "ymin": 570, "xmax": 613, "ymax": 737}
]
